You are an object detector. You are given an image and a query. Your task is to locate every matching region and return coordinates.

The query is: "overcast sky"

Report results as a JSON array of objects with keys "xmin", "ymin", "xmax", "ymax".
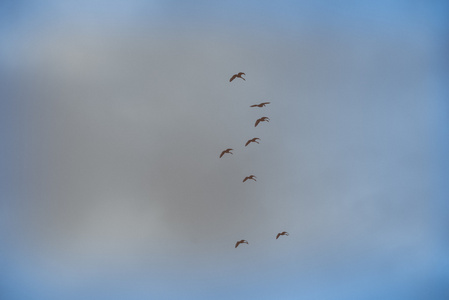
[{"xmin": 1, "ymin": 1, "xmax": 448, "ymax": 299}]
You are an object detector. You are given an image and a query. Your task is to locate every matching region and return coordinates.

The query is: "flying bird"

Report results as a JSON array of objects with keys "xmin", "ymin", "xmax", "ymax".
[
  {"xmin": 245, "ymin": 138, "xmax": 260, "ymax": 147},
  {"xmin": 220, "ymin": 148, "xmax": 233, "ymax": 158},
  {"xmin": 235, "ymin": 240, "xmax": 249, "ymax": 248},
  {"xmin": 243, "ymin": 175, "xmax": 257, "ymax": 182},
  {"xmin": 229, "ymin": 72, "xmax": 246, "ymax": 82},
  {"xmin": 255, "ymin": 117, "xmax": 270, "ymax": 127},
  {"xmin": 250, "ymin": 102, "xmax": 270, "ymax": 107},
  {"xmin": 276, "ymin": 232, "xmax": 289, "ymax": 239}
]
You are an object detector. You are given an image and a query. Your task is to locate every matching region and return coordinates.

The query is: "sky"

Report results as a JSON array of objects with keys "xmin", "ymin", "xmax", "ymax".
[{"xmin": 1, "ymin": 1, "xmax": 448, "ymax": 299}]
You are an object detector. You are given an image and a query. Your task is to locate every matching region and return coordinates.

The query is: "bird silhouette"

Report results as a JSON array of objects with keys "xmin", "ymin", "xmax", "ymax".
[
  {"xmin": 250, "ymin": 102, "xmax": 270, "ymax": 107},
  {"xmin": 255, "ymin": 117, "xmax": 270, "ymax": 127},
  {"xmin": 235, "ymin": 240, "xmax": 248, "ymax": 248},
  {"xmin": 220, "ymin": 148, "xmax": 233, "ymax": 158},
  {"xmin": 243, "ymin": 175, "xmax": 257, "ymax": 182},
  {"xmin": 245, "ymin": 138, "xmax": 260, "ymax": 147},
  {"xmin": 276, "ymin": 232, "xmax": 289, "ymax": 239},
  {"xmin": 229, "ymin": 72, "xmax": 246, "ymax": 82}
]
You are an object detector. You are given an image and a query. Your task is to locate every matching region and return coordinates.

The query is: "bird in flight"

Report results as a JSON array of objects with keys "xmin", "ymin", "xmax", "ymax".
[
  {"xmin": 245, "ymin": 138, "xmax": 260, "ymax": 147},
  {"xmin": 276, "ymin": 232, "xmax": 289, "ymax": 239},
  {"xmin": 243, "ymin": 175, "xmax": 257, "ymax": 182},
  {"xmin": 229, "ymin": 72, "xmax": 246, "ymax": 82},
  {"xmin": 255, "ymin": 117, "xmax": 270, "ymax": 127},
  {"xmin": 235, "ymin": 240, "xmax": 248, "ymax": 248},
  {"xmin": 250, "ymin": 102, "xmax": 270, "ymax": 108},
  {"xmin": 220, "ymin": 148, "xmax": 233, "ymax": 158}
]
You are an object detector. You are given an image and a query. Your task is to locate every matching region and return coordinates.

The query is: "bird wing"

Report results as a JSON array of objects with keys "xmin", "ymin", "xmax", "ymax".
[
  {"xmin": 276, "ymin": 233, "xmax": 281, "ymax": 239},
  {"xmin": 238, "ymin": 72, "xmax": 245, "ymax": 76},
  {"xmin": 262, "ymin": 102, "xmax": 270, "ymax": 105},
  {"xmin": 245, "ymin": 140, "xmax": 251, "ymax": 146},
  {"xmin": 235, "ymin": 242, "xmax": 239, "ymax": 248},
  {"xmin": 243, "ymin": 177, "xmax": 248, "ymax": 182},
  {"xmin": 220, "ymin": 151, "xmax": 225, "ymax": 158},
  {"xmin": 255, "ymin": 119, "xmax": 260, "ymax": 127},
  {"xmin": 250, "ymin": 104, "xmax": 258, "ymax": 107},
  {"xmin": 229, "ymin": 74, "xmax": 237, "ymax": 82}
]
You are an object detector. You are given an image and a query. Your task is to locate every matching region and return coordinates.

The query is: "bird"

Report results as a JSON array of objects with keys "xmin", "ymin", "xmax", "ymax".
[
  {"xmin": 229, "ymin": 72, "xmax": 246, "ymax": 82},
  {"xmin": 276, "ymin": 232, "xmax": 289, "ymax": 239},
  {"xmin": 255, "ymin": 117, "xmax": 270, "ymax": 127},
  {"xmin": 235, "ymin": 240, "xmax": 248, "ymax": 248},
  {"xmin": 250, "ymin": 102, "xmax": 270, "ymax": 107},
  {"xmin": 220, "ymin": 148, "xmax": 233, "ymax": 158},
  {"xmin": 243, "ymin": 175, "xmax": 256, "ymax": 182},
  {"xmin": 245, "ymin": 138, "xmax": 260, "ymax": 147}
]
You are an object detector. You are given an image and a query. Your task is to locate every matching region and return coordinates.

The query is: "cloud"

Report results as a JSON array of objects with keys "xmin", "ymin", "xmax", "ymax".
[{"xmin": 2, "ymin": 23, "xmax": 446, "ymax": 299}]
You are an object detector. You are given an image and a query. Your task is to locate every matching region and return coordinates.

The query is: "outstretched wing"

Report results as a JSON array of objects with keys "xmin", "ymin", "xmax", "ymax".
[
  {"xmin": 229, "ymin": 74, "xmax": 237, "ymax": 82},
  {"xmin": 238, "ymin": 72, "xmax": 245, "ymax": 76},
  {"xmin": 250, "ymin": 104, "xmax": 258, "ymax": 107},
  {"xmin": 245, "ymin": 140, "xmax": 251, "ymax": 146},
  {"xmin": 235, "ymin": 241, "xmax": 240, "ymax": 248},
  {"xmin": 276, "ymin": 233, "xmax": 281, "ymax": 239},
  {"xmin": 262, "ymin": 102, "xmax": 270, "ymax": 106},
  {"xmin": 220, "ymin": 151, "xmax": 225, "ymax": 158},
  {"xmin": 243, "ymin": 177, "xmax": 248, "ymax": 182},
  {"xmin": 255, "ymin": 119, "xmax": 260, "ymax": 127}
]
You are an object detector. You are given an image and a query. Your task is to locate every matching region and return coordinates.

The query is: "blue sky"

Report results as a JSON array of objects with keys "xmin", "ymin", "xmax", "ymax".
[{"xmin": 1, "ymin": 1, "xmax": 448, "ymax": 299}]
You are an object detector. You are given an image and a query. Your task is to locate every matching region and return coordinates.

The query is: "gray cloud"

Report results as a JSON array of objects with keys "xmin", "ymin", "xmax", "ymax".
[{"xmin": 2, "ymin": 25, "xmax": 446, "ymax": 297}]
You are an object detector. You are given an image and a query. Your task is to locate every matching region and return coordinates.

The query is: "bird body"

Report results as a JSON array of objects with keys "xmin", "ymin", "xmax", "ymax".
[
  {"xmin": 255, "ymin": 117, "xmax": 270, "ymax": 127},
  {"xmin": 276, "ymin": 231, "xmax": 289, "ymax": 239},
  {"xmin": 245, "ymin": 138, "xmax": 260, "ymax": 147},
  {"xmin": 250, "ymin": 102, "xmax": 270, "ymax": 107},
  {"xmin": 220, "ymin": 148, "xmax": 233, "ymax": 158},
  {"xmin": 243, "ymin": 175, "xmax": 257, "ymax": 182},
  {"xmin": 235, "ymin": 240, "xmax": 248, "ymax": 248},
  {"xmin": 229, "ymin": 72, "xmax": 246, "ymax": 82}
]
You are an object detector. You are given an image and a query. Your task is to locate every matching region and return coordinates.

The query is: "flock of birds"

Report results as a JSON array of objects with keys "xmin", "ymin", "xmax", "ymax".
[{"xmin": 225, "ymin": 72, "xmax": 289, "ymax": 248}]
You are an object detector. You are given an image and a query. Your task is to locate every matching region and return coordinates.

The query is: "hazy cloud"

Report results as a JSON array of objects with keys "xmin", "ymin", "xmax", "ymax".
[{"xmin": 2, "ymin": 15, "xmax": 447, "ymax": 298}]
